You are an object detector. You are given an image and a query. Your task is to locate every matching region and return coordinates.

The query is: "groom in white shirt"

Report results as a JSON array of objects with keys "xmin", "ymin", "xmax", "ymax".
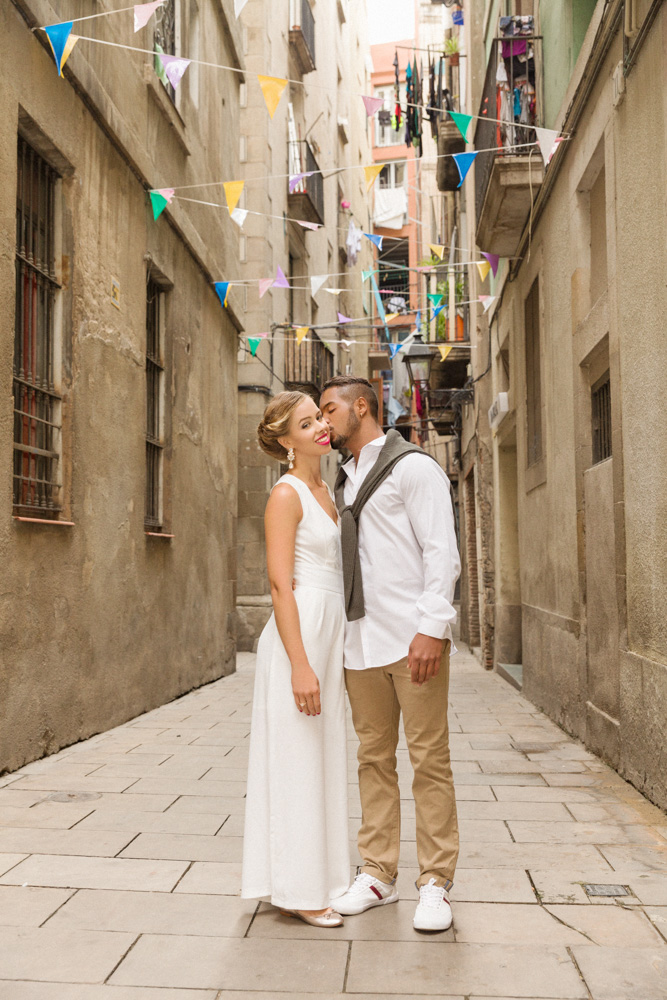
[{"xmin": 320, "ymin": 375, "xmax": 461, "ymax": 932}]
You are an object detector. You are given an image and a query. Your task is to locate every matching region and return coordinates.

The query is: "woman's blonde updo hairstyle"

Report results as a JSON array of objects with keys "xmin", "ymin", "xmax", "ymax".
[{"xmin": 257, "ymin": 390, "xmax": 310, "ymax": 462}]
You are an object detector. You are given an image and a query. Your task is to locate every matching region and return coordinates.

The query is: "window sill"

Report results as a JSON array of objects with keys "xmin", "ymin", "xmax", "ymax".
[
  {"xmin": 144, "ymin": 66, "xmax": 191, "ymax": 157},
  {"xmin": 145, "ymin": 531, "xmax": 174, "ymax": 539},
  {"xmin": 13, "ymin": 516, "xmax": 75, "ymax": 526}
]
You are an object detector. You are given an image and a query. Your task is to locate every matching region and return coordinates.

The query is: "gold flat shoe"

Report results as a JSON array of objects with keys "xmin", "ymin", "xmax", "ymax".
[{"xmin": 279, "ymin": 908, "xmax": 343, "ymax": 927}]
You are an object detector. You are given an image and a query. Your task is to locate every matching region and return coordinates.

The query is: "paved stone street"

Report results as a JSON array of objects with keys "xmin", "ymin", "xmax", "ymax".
[{"xmin": 0, "ymin": 643, "xmax": 666, "ymax": 1000}]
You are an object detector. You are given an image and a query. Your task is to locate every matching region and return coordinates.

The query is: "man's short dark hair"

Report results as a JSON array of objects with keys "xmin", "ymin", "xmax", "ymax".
[{"xmin": 321, "ymin": 375, "xmax": 379, "ymax": 420}]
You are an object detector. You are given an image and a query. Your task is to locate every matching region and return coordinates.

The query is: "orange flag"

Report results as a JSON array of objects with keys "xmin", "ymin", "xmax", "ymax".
[
  {"xmin": 438, "ymin": 344, "xmax": 453, "ymax": 362},
  {"xmin": 476, "ymin": 259, "xmax": 491, "ymax": 282},
  {"xmin": 429, "ymin": 244, "xmax": 446, "ymax": 260},
  {"xmin": 223, "ymin": 181, "xmax": 244, "ymax": 215},
  {"xmin": 295, "ymin": 326, "xmax": 309, "ymax": 346},
  {"xmin": 258, "ymin": 75, "xmax": 288, "ymax": 118},
  {"xmin": 364, "ymin": 163, "xmax": 385, "ymax": 192}
]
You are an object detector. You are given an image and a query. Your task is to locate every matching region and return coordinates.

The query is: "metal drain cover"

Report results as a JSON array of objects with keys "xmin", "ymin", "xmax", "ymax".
[
  {"xmin": 583, "ymin": 883, "xmax": 631, "ymax": 897},
  {"xmin": 46, "ymin": 791, "xmax": 102, "ymax": 803}
]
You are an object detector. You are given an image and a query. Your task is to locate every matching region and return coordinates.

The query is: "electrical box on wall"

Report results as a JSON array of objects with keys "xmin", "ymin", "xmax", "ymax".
[{"xmin": 613, "ymin": 62, "xmax": 626, "ymax": 107}]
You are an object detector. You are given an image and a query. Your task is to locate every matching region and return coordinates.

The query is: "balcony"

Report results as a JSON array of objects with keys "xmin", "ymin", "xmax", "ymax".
[
  {"xmin": 428, "ymin": 347, "xmax": 472, "ymax": 436},
  {"xmin": 474, "ymin": 32, "xmax": 544, "ymax": 257},
  {"xmin": 288, "ymin": 142, "xmax": 324, "ymax": 225},
  {"xmin": 285, "ymin": 330, "xmax": 334, "ymax": 395},
  {"xmin": 289, "ymin": 0, "xmax": 316, "ymax": 75},
  {"xmin": 436, "ymin": 120, "xmax": 466, "ymax": 192}
]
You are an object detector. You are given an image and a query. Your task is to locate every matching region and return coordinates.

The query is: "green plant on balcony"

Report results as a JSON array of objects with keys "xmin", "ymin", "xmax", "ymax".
[{"xmin": 444, "ymin": 36, "xmax": 460, "ymax": 67}]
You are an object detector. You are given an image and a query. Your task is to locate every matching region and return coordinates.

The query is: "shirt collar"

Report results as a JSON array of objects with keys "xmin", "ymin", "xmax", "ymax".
[{"xmin": 342, "ymin": 434, "xmax": 386, "ymax": 477}]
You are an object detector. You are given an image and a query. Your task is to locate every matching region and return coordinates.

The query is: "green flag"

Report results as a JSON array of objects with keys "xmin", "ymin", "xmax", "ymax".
[{"xmin": 449, "ymin": 110, "xmax": 473, "ymax": 142}]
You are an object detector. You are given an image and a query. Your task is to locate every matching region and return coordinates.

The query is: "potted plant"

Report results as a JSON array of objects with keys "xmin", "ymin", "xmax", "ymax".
[{"xmin": 444, "ymin": 36, "xmax": 460, "ymax": 67}]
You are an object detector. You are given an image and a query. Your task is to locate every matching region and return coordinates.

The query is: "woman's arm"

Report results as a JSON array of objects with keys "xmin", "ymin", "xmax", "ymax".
[{"xmin": 265, "ymin": 484, "xmax": 321, "ymax": 716}]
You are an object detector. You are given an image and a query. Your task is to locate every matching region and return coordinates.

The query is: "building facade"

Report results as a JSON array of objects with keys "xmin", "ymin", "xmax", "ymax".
[
  {"xmin": 1, "ymin": 0, "xmax": 242, "ymax": 771},
  {"xmin": 236, "ymin": 0, "xmax": 373, "ymax": 649},
  {"xmin": 459, "ymin": 0, "xmax": 667, "ymax": 809}
]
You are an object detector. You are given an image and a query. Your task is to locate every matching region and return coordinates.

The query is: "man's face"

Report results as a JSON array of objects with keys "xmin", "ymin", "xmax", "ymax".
[{"xmin": 320, "ymin": 388, "xmax": 360, "ymax": 450}]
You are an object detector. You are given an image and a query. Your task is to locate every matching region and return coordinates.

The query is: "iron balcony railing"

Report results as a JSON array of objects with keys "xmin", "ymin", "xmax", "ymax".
[
  {"xmin": 285, "ymin": 329, "xmax": 334, "ymax": 393},
  {"xmin": 288, "ymin": 142, "xmax": 324, "ymax": 225},
  {"xmin": 289, "ymin": 0, "xmax": 316, "ymax": 73},
  {"xmin": 473, "ymin": 33, "xmax": 543, "ymax": 224}
]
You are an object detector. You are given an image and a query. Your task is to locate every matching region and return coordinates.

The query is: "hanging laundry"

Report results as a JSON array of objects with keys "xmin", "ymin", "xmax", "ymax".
[
  {"xmin": 392, "ymin": 49, "xmax": 403, "ymax": 133},
  {"xmin": 345, "ymin": 220, "xmax": 362, "ymax": 267}
]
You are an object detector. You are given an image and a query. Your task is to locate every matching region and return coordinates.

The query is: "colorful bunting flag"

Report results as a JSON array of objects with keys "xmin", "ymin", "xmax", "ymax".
[
  {"xmin": 449, "ymin": 110, "xmax": 473, "ymax": 142},
  {"xmin": 385, "ymin": 313, "xmax": 399, "ymax": 323},
  {"xmin": 231, "ymin": 207, "xmax": 248, "ymax": 228},
  {"xmin": 479, "ymin": 295, "xmax": 496, "ymax": 313},
  {"xmin": 427, "ymin": 293, "xmax": 443, "ymax": 307},
  {"xmin": 258, "ymin": 277, "xmax": 273, "ymax": 298},
  {"xmin": 295, "ymin": 326, "xmax": 309, "ymax": 346},
  {"xmin": 364, "ymin": 232, "xmax": 383, "ymax": 250},
  {"xmin": 258, "ymin": 75, "xmax": 287, "ymax": 118},
  {"xmin": 297, "ymin": 220, "xmax": 320, "ymax": 230},
  {"xmin": 223, "ymin": 180, "xmax": 244, "ymax": 215},
  {"xmin": 214, "ymin": 282, "xmax": 231, "ymax": 308},
  {"xmin": 149, "ymin": 188, "xmax": 173, "ymax": 220},
  {"xmin": 324, "ymin": 288, "xmax": 343, "ymax": 295},
  {"xmin": 389, "ymin": 343, "xmax": 403, "ymax": 360},
  {"xmin": 289, "ymin": 172, "xmax": 314, "ymax": 193},
  {"xmin": 429, "ymin": 244, "xmax": 446, "ymax": 260},
  {"xmin": 44, "ymin": 21, "xmax": 75, "ymax": 76},
  {"xmin": 340, "ymin": 339, "xmax": 353, "ymax": 348},
  {"xmin": 310, "ymin": 275, "xmax": 327, "ymax": 296},
  {"xmin": 134, "ymin": 1, "xmax": 164, "ymax": 32},
  {"xmin": 247, "ymin": 336, "xmax": 262, "ymax": 357},
  {"xmin": 362, "ymin": 95, "xmax": 384, "ymax": 117},
  {"xmin": 432, "ymin": 304, "xmax": 445, "ymax": 320},
  {"xmin": 438, "ymin": 344, "xmax": 454, "ymax": 362},
  {"xmin": 362, "ymin": 269, "xmax": 376, "ymax": 283},
  {"xmin": 481, "ymin": 252, "xmax": 500, "ymax": 277},
  {"xmin": 159, "ymin": 54, "xmax": 191, "ymax": 89},
  {"xmin": 273, "ymin": 265, "xmax": 290, "ymax": 289},
  {"xmin": 452, "ymin": 151, "xmax": 478, "ymax": 187},
  {"xmin": 476, "ymin": 260, "xmax": 491, "ymax": 282},
  {"xmin": 415, "ymin": 310, "xmax": 422, "ymax": 331},
  {"xmin": 370, "ymin": 274, "xmax": 387, "ymax": 328},
  {"xmin": 534, "ymin": 127, "xmax": 560, "ymax": 166},
  {"xmin": 364, "ymin": 163, "xmax": 385, "ymax": 192},
  {"xmin": 234, "ymin": 0, "xmax": 249, "ymax": 15},
  {"xmin": 337, "ymin": 312, "xmax": 353, "ymax": 324}
]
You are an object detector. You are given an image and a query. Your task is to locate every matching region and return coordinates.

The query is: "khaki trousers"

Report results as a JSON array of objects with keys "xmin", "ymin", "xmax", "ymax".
[{"xmin": 345, "ymin": 644, "xmax": 459, "ymax": 890}]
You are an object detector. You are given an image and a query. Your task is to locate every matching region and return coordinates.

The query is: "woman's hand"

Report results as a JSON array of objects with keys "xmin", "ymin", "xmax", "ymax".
[{"xmin": 292, "ymin": 664, "xmax": 321, "ymax": 716}]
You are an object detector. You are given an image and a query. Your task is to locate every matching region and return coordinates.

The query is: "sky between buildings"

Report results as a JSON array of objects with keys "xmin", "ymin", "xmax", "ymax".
[{"xmin": 367, "ymin": 0, "xmax": 415, "ymax": 45}]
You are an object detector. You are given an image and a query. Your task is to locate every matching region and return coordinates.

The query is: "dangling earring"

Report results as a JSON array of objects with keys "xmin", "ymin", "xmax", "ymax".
[{"xmin": 287, "ymin": 447, "xmax": 295, "ymax": 470}]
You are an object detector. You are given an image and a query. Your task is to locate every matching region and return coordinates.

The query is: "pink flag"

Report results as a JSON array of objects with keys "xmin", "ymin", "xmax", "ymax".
[
  {"xmin": 479, "ymin": 295, "xmax": 496, "ymax": 314},
  {"xmin": 337, "ymin": 312, "xmax": 353, "ymax": 324},
  {"xmin": 258, "ymin": 278, "xmax": 273, "ymax": 299},
  {"xmin": 158, "ymin": 54, "xmax": 191, "ymax": 90},
  {"xmin": 362, "ymin": 95, "xmax": 384, "ymax": 117},
  {"xmin": 274, "ymin": 265, "xmax": 290, "ymax": 289},
  {"xmin": 134, "ymin": 1, "xmax": 164, "ymax": 32},
  {"xmin": 297, "ymin": 220, "xmax": 320, "ymax": 231},
  {"xmin": 481, "ymin": 252, "xmax": 500, "ymax": 277},
  {"xmin": 155, "ymin": 187, "xmax": 174, "ymax": 203}
]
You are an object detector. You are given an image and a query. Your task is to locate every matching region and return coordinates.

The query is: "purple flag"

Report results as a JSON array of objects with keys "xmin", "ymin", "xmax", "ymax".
[
  {"xmin": 274, "ymin": 265, "xmax": 290, "ymax": 289},
  {"xmin": 481, "ymin": 252, "xmax": 500, "ymax": 277}
]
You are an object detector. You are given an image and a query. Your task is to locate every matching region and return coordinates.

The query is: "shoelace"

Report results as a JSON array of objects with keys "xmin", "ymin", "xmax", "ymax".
[
  {"xmin": 348, "ymin": 872, "xmax": 377, "ymax": 894},
  {"xmin": 419, "ymin": 878, "xmax": 448, "ymax": 908}
]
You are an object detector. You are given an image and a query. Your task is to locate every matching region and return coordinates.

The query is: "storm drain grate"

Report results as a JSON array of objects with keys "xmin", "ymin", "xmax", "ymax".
[{"xmin": 583, "ymin": 883, "xmax": 631, "ymax": 897}]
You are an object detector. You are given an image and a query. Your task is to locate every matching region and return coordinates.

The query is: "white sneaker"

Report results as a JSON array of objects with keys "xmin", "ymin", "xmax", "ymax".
[
  {"xmin": 331, "ymin": 872, "xmax": 399, "ymax": 915},
  {"xmin": 413, "ymin": 878, "xmax": 453, "ymax": 931}
]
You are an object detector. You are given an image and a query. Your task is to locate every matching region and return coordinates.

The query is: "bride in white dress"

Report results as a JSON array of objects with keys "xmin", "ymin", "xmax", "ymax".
[{"xmin": 241, "ymin": 391, "xmax": 350, "ymax": 927}]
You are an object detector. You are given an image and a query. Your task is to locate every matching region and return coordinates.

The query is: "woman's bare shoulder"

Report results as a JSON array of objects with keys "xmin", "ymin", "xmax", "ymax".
[{"xmin": 266, "ymin": 481, "xmax": 303, "ymax": 522}]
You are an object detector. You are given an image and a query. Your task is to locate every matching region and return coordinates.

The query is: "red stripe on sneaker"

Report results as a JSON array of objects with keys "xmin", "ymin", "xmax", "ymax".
[{"xmin": 370, "ymin": 885, "xmax": 383, "ymax": 900}]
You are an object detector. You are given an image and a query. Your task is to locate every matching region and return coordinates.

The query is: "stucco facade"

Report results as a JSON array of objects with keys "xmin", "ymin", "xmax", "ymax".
[
  {"xmin": 1, "ymin": 0, "xmax": 242, "ymax": 771},
  {"xmin": 461, "ymin": 0, "xmax": 667, "ymax": 808}
]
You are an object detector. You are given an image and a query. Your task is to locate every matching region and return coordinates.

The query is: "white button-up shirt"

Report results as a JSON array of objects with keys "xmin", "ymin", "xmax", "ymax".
[{"xmin": 341, "ymin": 435, "xmax": 461, "ymax": 670}]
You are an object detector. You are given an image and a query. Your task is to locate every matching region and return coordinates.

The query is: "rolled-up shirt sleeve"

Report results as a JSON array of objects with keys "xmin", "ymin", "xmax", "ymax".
[{"xmin": 395, "ymin": 455, "xmax": 461, "ymax": 640}]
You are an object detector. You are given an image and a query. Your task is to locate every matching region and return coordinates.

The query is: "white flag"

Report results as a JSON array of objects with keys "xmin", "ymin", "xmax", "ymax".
[
  {"xmin": 234, "ymin": 0, "xmax": 249, "ymax": 16},
  {"xmin": 534, "ymin": 127, "xmax": 560, "ymax": 166},
  {"xmin": 231, "ymin": 208, "xmax": 248, "ymax": 229},
  {"xmin": 310, "ymin": 275, "xmax": 327, "ymax": 297}
]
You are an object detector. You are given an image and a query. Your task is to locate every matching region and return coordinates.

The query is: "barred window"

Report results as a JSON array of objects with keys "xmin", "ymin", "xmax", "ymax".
[
  {"xmin": 285, "ymin": 330, "xmax": 334, "ymax": 394},
  {"xmin": 13, "ymin": 136, "xmax": 62, "ymax": 516},
  {"xmin": 591, "ymin": 371, "xmax": 611, "ymax": 465},
  {"xmin": 154, "ymin": 0, "xmax": 177, "ymax": 102},
  {"xmin": 145, "ymin": 279, "xmax": 165, "ymax": 528}
]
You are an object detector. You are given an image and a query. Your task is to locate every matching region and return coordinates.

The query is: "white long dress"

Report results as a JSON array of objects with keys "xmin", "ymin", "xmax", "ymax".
[{"xmin": 241, "ymin": 475, "xmax": 350, "ymax": 910}]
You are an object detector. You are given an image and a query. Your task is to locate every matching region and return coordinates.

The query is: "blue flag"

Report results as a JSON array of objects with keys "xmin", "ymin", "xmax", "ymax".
[
  {"xmin": 214, "ymin": 282, "xmax": 230, "ymax": 308},
  {"xmin": 44, "ymin": 21, "xmax": 74, "ymax": 76},
  {"xmin": 453, "ymin": 151, "xmax": 479, "ymax": 188}
]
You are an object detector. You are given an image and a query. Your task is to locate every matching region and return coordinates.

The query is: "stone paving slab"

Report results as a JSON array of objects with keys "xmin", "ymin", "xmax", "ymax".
[{"xmin": 0, "ymin": 926, "xmax": 136, "ymax": 982}]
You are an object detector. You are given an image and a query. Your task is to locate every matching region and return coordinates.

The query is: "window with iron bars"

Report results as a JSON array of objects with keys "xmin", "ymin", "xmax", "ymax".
[
  {"xmin": 13, "ymin": 136, "xmax": 62, "ymax": 517},
  {"xmin": 145, "ymin": 280, "xmax": 165, "ymax": 528},
  {"xmin": 285, "ymin": 329, "xmax": 334, "ymax": 394},
  {"xmin": 591, "ymin": 371, "xmax": 612, "ymax": 465},
  {"xmin": 154, "ymin": 0, "xmax": 177, "ymax": 103}
]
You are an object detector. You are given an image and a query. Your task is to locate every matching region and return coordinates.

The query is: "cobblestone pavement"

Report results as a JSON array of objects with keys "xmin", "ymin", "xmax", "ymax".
[{"xmin": 1, "ymin": 643, "xmax": 666, "ymax": 1000}]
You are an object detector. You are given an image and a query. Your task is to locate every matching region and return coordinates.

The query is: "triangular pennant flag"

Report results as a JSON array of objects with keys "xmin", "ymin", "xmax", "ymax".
[
  {"xmin": 149, "ymin": 190, "xmax": 171, "ymax": 220},
  {"xmin": 234, "ymin": 0, "xmax": 249, "ymax": 15},
  {"xmin": 429, "ymin": 244, "xmax": 446, "ymax": 261},
  {"xmin": 449, "ymin": 110, "xmax": 473, "ymax": 142},
  {"xmin": 159, "ymin": 54, "xmax": 191, "ymax": 89},
  {"xmin": 340, "ymin": 339, "xmax": 354, "ymax": 348},
  {"xmin": 389, "ymin": 343, "xmax": 403, "ymax": 360},
  {"xmin": 44, "ymin": 21, "xmax": 74, "ymax": 76},
  {"xmin": 231, "ymin": 207, "xmax": 248, "ymax": 228},
  {"xmin": 273, "ymin": 265, "xmax": 290, "ymax": 289},
  {"xmin": 258, "ymin": 75, "xmax": 288, "ymax": 118},
  {"xmin": 337, "ymin": 312, "xmax": 353, "ymax": 324},
  {"xmin": 289, "ymin": 171, "xmax": 314, "ymax": 193},
  {"xmin": 362, "ymin": 269, "xmax": 376, "ymax": 283},
  {"xmin": 370, "ymin": 274, "xmax": 387, "ymax": 327},
  {"xmin": 297, "ymin": 220, "xmax": 320, "ymax": 231},
  {"xmin": 427, "ymin": 293, "xmax": 443, "ymax": 307},
  {"xmin": 416, "ymin": 310, "xmax": 421, "ymax": 331},
  {"xmin": 364, "ymin": 163, "xmax": 385, "ymax": 192},
  {"xmin": 223, "ymin": 180, "xmax": 244, "ymax": 215},
  {"xmin": 214, "ymin": 282, "xmax": 230, "ymax": 308},
  {"xmin": 438, "ymin": 344, "xmax": 454, "ymax": 362},
  {"xmin": 481, "ymin": 252, "xmax": 500, "ymax": 277},
  {"xmin": 59, "ymin": 33, "xmax": 79, "ymax": 72},
  {"xmin": 479, "ymin": 295, "xmax": 496, "ymax": 314},
  {"xmin": 385, "ymin": 313, "xmax": 399, "ymax": 323},
  {"xmin": 476, "ymin": 260, "xmax": 491, "ymax": 282},
  {"xmin": 362, "ymin": 95, "xmax": 384, "ymax": 117},
  {"xmin": 247, "ymin": 336, "xmax": 262, "ymax": 357},
  {"xmin": 258, "ymin": 277, "xmax": 273, "ymax": 298},
  {"xmin": 311, "ymin": 275, "xmax": 327, "ymax": 296},
  {"xmin": 534, "ymin": 127, "xmax": 560, "ymax": 166},
  {"xmin": 134, "ymin": 1, "xmax": 164, "ymax": 32},
  {"xmin": 416, "ymin": 265, "xmax": 435, "ymax": 273},
  {"xmin": 324, "ymin": 288, "xmax": 343, "ymax": 295},
  {"xmin": 295, "ymin": 326, "xmax": 309, "ymax": 346},
  {"xmin": 453, "ymin": 151, "xmax": 479, "ymax": 188},
  {"xmin": 432, "ymin": 304, "xmax": 445, "ymax": 320},
  {"xmin": 364, "ymin": 232, "xmax": 383, "ymax": 250}
]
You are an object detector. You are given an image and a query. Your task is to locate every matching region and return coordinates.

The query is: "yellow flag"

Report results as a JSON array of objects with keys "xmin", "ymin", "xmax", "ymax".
[
  {"xmin": 384, "ymin": 313, "xmax": 399, "ymax": 322},
  {"xmin": 60, "ymin": 34, "xmax": 79, "ymax": 72},
  {"xmin": 438, "ymin": 344, "xmax": 453, "ymax": 362},
  {"xmin": 364, "ymin": 163, "xmax": 385, "ymax": 192},
  {"xmin": 295, "ymin": 326, "xmax": 309, "ymax": 346},
  {"xmin": 476, "ymin": 260, "xmax": 491, "ymax": 282},
  {"xmin": 429, "ymin": 244, "xmax": 446, "ymax": 261},
  {"xmin": 223, "ymin": 181, "xmax": 244, "ymax": 215},
  {"xmin": 258, "ymin": 75, "xmax": 288, "ymax": 118}
]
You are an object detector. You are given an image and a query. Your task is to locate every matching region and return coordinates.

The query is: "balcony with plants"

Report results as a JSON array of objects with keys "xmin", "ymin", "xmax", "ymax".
[{"xmin": 289, "ymin": 0, "xmax": 316, "ymax": 75}]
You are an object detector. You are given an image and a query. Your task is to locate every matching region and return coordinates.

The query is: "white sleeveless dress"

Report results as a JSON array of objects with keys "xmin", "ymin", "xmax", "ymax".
[{"xmin": 241, "ymin": 475, "xmax": 350, "ymax": 910}]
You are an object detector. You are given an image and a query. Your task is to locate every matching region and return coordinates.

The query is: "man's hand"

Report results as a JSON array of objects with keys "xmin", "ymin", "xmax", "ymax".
[{"xmin": 407, "ymin": 633, "xmax": 444, "ymax": 686}]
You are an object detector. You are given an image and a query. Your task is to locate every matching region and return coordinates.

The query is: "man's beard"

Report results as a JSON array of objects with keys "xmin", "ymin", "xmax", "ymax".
[{"xmin": 329, "ymin": 409, "xmax": 360, "ymax": 450}]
